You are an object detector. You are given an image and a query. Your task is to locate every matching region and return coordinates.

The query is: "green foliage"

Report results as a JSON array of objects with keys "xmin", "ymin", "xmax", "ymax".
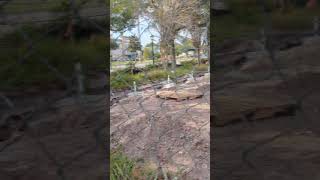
[
  {"xmin": 128, "ymin": 35, "xmax": 142, "ymax": 52},
  {"xmin": 195, "ymin": 64, "xmax": 209, "ymax": 72},
  {"xmin": 154, "ymin": 52, "xmax": 161, "ymax": 59},
  {"xmin": 110, "ymin": 38, "xmax": 119, "ymax": 50},
  {"xmin": 147, "ymin": 69, "xmax": 168, "ymax": 81},
  {"xmin": 176, "ymin": 39, "xmax": 194, "ymax": 55},
  {"xmin": 110, "ymin": 149, "xmax": 170, "ymax": 179},
  {"xmin": 143, "ymin": 47, "xmax": 152, "ymax": 60},
  {"xmin": 111, "ymin": 59, "xmax": 209, "ymax": 90},
  {"xmin": 145, "ymin": 42, "xmax": 159, "ymax": 50},
  {"xmin": 111, "ymin": 0, "xmax": 137, "ymax": 32},
  {"xmin": 110, "ymin": 151, "xmax": 135, "ymax": 180}
]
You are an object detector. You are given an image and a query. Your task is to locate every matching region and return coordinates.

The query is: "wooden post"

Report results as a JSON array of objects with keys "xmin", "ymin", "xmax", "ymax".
[{"xmin": 133, "ymin": 81, "xmax": 137, "ymax": 95}]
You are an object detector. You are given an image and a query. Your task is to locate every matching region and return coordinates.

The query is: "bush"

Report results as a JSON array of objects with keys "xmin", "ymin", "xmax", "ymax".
[
  {"xmin": 111, "ymin": 151, "xmax": 135, "ymax": 180},
  {"xmin": 111, "ymin": 59, "xmax": 209, "ymax": 90},
  {"xmin": 143, "ymin": 47, "xmax": 152, "ymax": 60},
  {"xmin": 146, "ymin": 69, "xmax": 168, "ymax": 81},
  {"xmin": 110, "ymin": 149, "xmax": 163, "ymax": 179},
  {"xmin": 195, "ymin": 64, "xmax": 209, "ymax": 72}
]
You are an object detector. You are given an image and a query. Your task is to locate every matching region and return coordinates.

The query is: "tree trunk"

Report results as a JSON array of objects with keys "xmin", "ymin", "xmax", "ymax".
[
  {"xmin": 171, "ymin": 39, "xmax": 176, "ymax": 71},
  {"xmin": 197, "ymin": 47, "xmax": 201, "ymax": 65},
  {"xmin": 160, "ymin": 40, "xmax": 168, "ymax": 70}
]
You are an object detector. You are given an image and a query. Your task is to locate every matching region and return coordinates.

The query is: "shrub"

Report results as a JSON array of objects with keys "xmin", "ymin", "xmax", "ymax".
[
  {"xmin": 110, "ymin": 151, "xmax": 135, "ymax": 180},
  {"xmin": 143, "ymin": 47, "xmax": 152, "ymax": 60},
  {"xmin": 195, "ymin": 64, "xmax": 209, "ymax": 72},
  {"xmin": 146, "ymin": 69, "xmax": 168, "ymax": 81}
]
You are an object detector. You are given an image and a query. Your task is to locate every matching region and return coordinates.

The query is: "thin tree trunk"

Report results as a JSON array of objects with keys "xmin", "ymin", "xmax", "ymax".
[
  {"xmin": 160, "ymin": 41, "xmax": 168, "ymax": 70},
  {"xmin": 197, "ymin": 47, "xmax": 201, "ymax": 65},
  {"xmin": 171, "ymin": 39, "xmax": 176, "ymax": 71}
]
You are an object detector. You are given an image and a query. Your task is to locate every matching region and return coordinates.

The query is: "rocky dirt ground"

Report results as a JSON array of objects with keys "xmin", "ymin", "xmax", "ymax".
[
  {"xmin": 0, "ymin": 72, "xmax": 107, "ymax": 180},
  {"xmin": 213, "ymin": 36, "xmax": 320, "ymax": 180},
  {"xmin": 2, "ymin": 36, "xmax": 320, "ymax": 180},
  {"xmin": 111, "ymin": 74, "xmax": 210, "ymax": 179}
]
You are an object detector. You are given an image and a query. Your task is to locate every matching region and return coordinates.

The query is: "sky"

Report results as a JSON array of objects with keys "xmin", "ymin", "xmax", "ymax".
[
  {"xmin": 111, "ymin": 17, "xmax": 160, "ymax": 48},
  {"xmin": 111, "ymin": 16, "xmax": 193, "ymax": 48}
]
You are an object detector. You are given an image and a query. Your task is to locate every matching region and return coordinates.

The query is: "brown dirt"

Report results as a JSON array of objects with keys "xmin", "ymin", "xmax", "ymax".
[{"xmin": 111, "ymin": 75, "xmax": 210, "ymax": 179}]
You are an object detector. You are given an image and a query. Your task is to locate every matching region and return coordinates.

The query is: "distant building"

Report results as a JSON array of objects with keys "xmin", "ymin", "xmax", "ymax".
[{"xmin": 111, "ymin": 36, "xmax": 139, "ymax": 61}]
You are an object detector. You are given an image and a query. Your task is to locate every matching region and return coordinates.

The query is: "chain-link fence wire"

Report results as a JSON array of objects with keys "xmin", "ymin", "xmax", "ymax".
[
  {"xmin": 213, "ymin": 1, "xmax": 320, "ymax": 179},
  {"xmin": 0, "ymin": 1, "xmax": 109, "ymax": 180},
  {"xmin": 110, "ymin": 4, "xmax": 210, "ymax": 179},
  {"xmin": 0, "ymin": 0, "xmax": 210, "ymax": 179}
]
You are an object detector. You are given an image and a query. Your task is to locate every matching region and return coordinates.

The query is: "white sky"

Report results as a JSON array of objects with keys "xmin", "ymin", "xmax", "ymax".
[
  {"xmin": 111, "ymin": 16, "xmax": 192, "ymax": 48},
  {"xmin": 111, "ymin": 16, "xmax": 160, "ymax": 47}
]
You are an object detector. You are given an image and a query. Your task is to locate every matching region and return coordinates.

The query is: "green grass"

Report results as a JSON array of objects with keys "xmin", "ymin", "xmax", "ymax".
[
  {"xmin": 0, "ymin": 28, "xmax": 106, "ymax": 90},
  {"xmin": 111, "ymin": 59, "xmax": 159, "ymax": 69},
  {"xmin": 111, "ymin": 149, "xmax": 184, "ymax": 179},
  {"xmin": 111, "ymin": 60, "xmax": 208, "ymax": 90},
  {"xmin": 110, "ymin": 149, "xmax": 160, "ymax": 180},
  {"xmin": 110, "ymin": 150, "xmax": 136, "ymax": 180}
]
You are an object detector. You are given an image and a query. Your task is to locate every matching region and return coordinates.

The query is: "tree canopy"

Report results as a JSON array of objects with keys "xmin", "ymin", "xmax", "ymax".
[
  {"xmin": 128, "ymin": 35, "xmax": 142, "ymax": 52},
  {"xmin": 111, "ymin": 0, "xmax": 137, "ymax": 32}
]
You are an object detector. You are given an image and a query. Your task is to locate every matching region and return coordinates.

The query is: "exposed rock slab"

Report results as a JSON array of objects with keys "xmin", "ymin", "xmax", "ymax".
[
  {"xmin": 156, "ymin": 89, "xmax": 203, "ymax": 101},
  {"xmin": 213, "ymin": 95, "xmax": 297, "ymax": 126}
]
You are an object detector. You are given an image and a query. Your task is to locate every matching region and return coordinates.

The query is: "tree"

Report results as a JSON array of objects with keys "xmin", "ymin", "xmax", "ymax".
[
  {"xmin": 110, "ymin": 38, "xmax": 119, "ymax": 50},
  {"xmin": 187, "ymin": 0, "xmax": 208, "ymax": 65},
  {"xmin": 143, "ymin": 47, "xmax": 152, "ymax": 60},
  {"xmin": 147, "ymin": 0, "xmax": 199, "ymax": 70},
  {"xmin": 145, "ymin": 42, "xmax": 159, "ymax": 51},
  {"xmin": 111, "ymin": 0, "xmax": 138, "ymax": 32},
  {"xmin": 128, "ymin": 35, "xmax": 142, "ymax": 52},
  {"xmin": 176, "ymin": 39, "xmax": 193, "ymax": 55}
]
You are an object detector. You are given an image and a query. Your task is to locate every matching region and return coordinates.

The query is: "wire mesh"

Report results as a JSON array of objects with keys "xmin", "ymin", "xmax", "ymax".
[
  {"xmin": 213, "ymin": 1, "xmax": 320, "ymax": 179},
  {"xmin": 0, "ymin": 1, "xmax": 108, "ymax": 180},
  {"xmin": 110, "ymin": 1, "xmax": 210, "ymax": 179}
]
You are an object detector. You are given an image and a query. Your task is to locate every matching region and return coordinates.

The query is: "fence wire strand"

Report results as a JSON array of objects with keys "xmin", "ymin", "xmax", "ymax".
[
  {"xmin": 0, "ymin": 1, "xmax": 108, "ymax": 180},
  {"xmin": 213, "ymin": 0, "xmax": 320, "ymax": 179}
]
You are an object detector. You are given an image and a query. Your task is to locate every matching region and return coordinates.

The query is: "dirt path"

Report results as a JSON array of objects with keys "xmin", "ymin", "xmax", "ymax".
[{"xmin": 111, "ymin": 74, "xmax": 210, "ymax": 179}]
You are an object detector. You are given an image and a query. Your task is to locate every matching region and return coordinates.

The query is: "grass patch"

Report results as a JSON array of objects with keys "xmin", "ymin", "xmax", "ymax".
[
  {"xmin": 111, "ymin": 149, "xmax": 184, "ymax": 179},
  {"xmin": 110, "ymin": 149, "xmax": 160, "ymax": 180},
  {"xmin": 195, "ymin": 64, "xmax": 209, "ymax": 72},
  {"xmin": 110, "ymin": 150, "xmax": 136, "ymax": 180},
  {"xmin": 111, "ymin": 60, "xmax": 208, "ymax": 91}
]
